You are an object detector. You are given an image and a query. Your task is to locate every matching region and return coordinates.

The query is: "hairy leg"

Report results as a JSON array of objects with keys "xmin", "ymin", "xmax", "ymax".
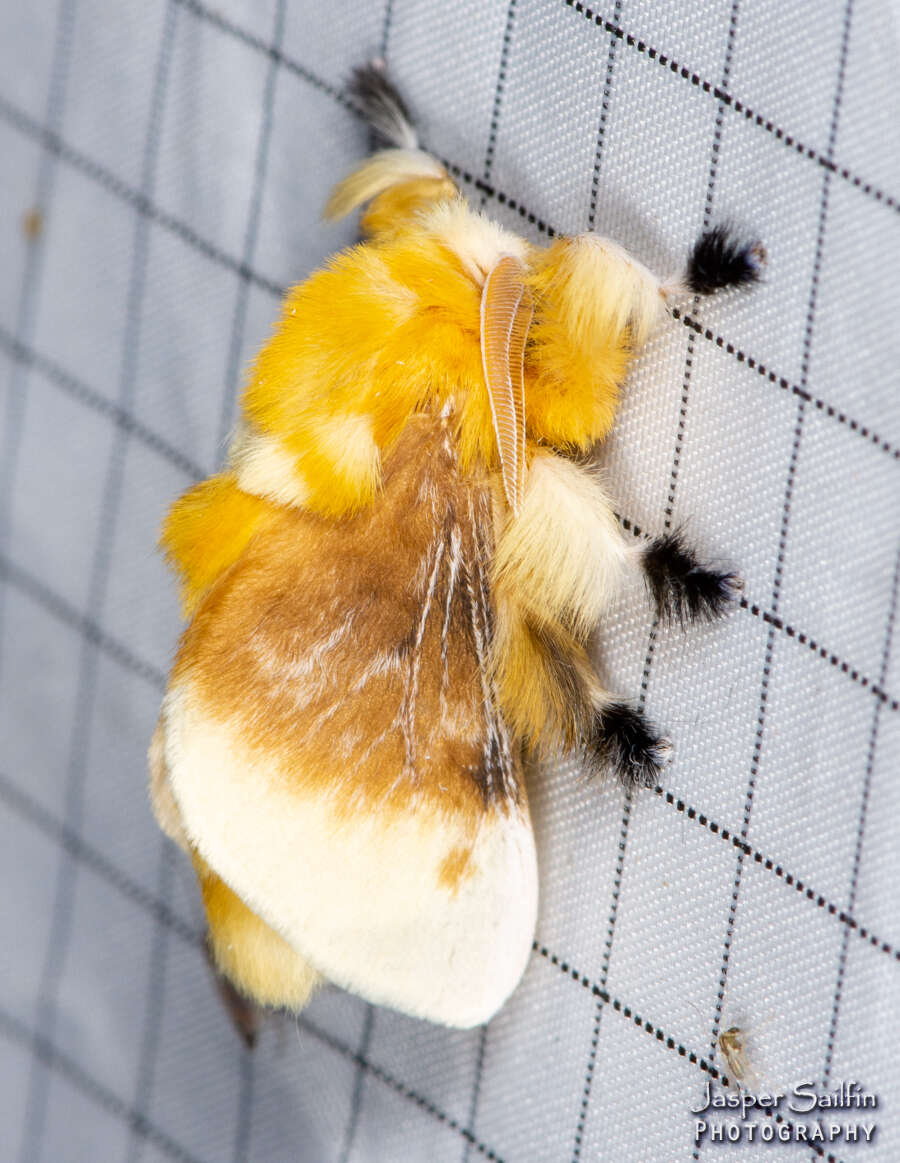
[
  {"xmin": 582, "ymin": 525, "xmax": 742, "ymax": 786},
  {"xmin": 583, "ymin": 699, "xmax": 672, "ymax": 789},
  {"xmin": 685, "ymin": 224, "xmax": 765, "ymax": 295},
  {"xmin": 640, "ymin": 528, "xmax": 743, "ymax": 626}
]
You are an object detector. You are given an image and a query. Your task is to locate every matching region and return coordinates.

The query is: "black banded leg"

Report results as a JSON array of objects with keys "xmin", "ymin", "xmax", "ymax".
[
  {"xmin": 585, "ymin": 701, "xmax": 672, "ymax": 788},
  {"xmin": 686, "ymin": 224, "xmax": 765, "ymax": 295},
  {"xmin": 641, "ymin": 530, "xmax": 742, "ymax": 626}
]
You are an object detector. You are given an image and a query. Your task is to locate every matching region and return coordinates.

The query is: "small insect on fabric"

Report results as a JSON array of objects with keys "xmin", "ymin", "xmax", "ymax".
[
  {"xmin": 149, "ymin": 63, "xmax": 764, "ymax": 1031},
  {"xmin": 718, "ymin": 1027, "xmax": 756, "ymax": 1090}
]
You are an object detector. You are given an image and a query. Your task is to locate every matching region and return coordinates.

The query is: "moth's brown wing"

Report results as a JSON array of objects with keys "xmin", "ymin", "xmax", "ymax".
[{"xmin": 161, "ymin": 414, "xmax": 537, "ymax": 1028}]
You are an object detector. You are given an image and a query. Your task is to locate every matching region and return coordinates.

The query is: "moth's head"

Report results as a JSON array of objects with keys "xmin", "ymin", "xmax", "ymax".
[
  {"xmin": 524, "ymin": 232, "xmax": 665, "ymax": 448},
  {"xmin": 324, "ymin": 149, "xmax": 664, "ymax": 462}
]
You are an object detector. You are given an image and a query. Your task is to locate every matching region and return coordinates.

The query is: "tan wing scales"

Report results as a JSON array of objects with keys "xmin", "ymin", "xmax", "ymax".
[{"xmin": 160, "ymin": 412, "xmax": 537, "ymax": 1027}]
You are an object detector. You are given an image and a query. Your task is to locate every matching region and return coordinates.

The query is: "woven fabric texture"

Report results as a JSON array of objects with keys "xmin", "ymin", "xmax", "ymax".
[{"xmin": 1, "ymin": 1, "xmax": 898, "ymax": 1160}]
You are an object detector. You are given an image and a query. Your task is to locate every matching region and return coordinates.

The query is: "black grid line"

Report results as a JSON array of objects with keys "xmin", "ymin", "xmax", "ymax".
[
  {"xmin": 0, "ymin": 552, "xmax": 167, "ymax": 691},
  {"xmin": 232, "ymin": 1051, "xmax": 255, "ymax": 1163},
  {"xmin": 738, "ymin": 597, "xmax": 900, "ymax": 712},
  {"xmin": 822, "ymin": 535, "xmax": 900, "ymax": 1090},
  {"xmin": 0, "ymin": 322, "xmax": 205, "ymax": 483},
  {"xmin": 575, "ymin": 8, "xmax": 743, "ymax": 1157},
  {"xmin": 298, "ymin": 1017, "xmax": 506, "ymax": 1163},
  {"xmin": 0, "ymin": 768, "xmax": 202, "ymax": 949},
  {"xmin": 126, "ymin": 840, "xmax": 176, "ymax": 1163},
  {"xmin": 536, "ymin": 942, "xmax": 730, "ymax": 1083},
  {"xmin": 2, "ymin": 83, "xmax": 897, "ymax": 466},
  {"xmin": 585, "ymin": 0, "xmax": 622, "ymax": 233},
  {"xmin": 461, "ymin": 1025, "xmax": 489, "ymax": 1163},
  {"xmin": 570, "ymin": 6, "xmax": 625, "ymax": 1152},
  {"xmin": 337, "ymin": 1006, "xmax": 375, "ymax": 1163},
  {"xmin": 680, "ymin": 26, "xmax": 746, "ymax": 1144},
  {"xmin": 698, "ymin": 9, "xmax": 855, "ymax": 1158},
  {"xmin": 380, "ymin": 0, "xmax": 395, "ymax": 59},
  {"xmin": 174, "ymin": 0, "xmax": 352, "ymax": 113},
  {"xmin": 651, "ymin": 785, "xmax": 900, "ymax": 962},
  {"xmin": 534, "ymin": 944, "xmax": 849, "ymax": 1163},
  {"xmin": 0, "ymin": 1005, "xmax": 208, "ymax": 1163},
  {"xmin": 480, "ymin": 0, "xmax": 517, "ymax": 204},
  {"xmin": 666, "ymin": 0, "xmax": 739, "ymax": 533},
  {"xmin": 215, "ymin": 0, "xmax": 285, "ymax": 454},
  {"xmin": 18, "ymin": 6, "xmax": 179, "ymax": 1159},
  {"xmin": 561, "ymin": 0, "xmax": 900, "ymax": 221},
  {"xmin": 0, "ymin": 92, "xmax": 286, "ymax": 300},
  {"xmin": 670, "ymin": 308, "xmax": 900, "ymax": 462},
  {"xmin": 0, "ymin": 0, "xmax": 76, "ymax": 701}
]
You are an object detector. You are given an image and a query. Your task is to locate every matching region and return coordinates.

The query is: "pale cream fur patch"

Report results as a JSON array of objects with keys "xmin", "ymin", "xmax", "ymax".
[
  {"xmin": 492, "ymin": 451, "xmax": 631, "ymax": 637},
  {"xmin": 422, "ymin": 200, "xmax": 531, "ymax": 285},
  {"xmin": 569, "ymin": 234, "xmax": 663, "ymax": 350},
  {"xmin": 312, "ymin": 411, "xmax": 381, "ymax": 491},
  {"xmin": 148, "ymin": 715, "xmax": 190, "ymax": 853},
  {"xmin": 229, "ymin": 422, "xmax": 310, "ymax": 508},
  {"xmin": 163, "ymin": 681, "xmax": 537, "ymax": 1029}
]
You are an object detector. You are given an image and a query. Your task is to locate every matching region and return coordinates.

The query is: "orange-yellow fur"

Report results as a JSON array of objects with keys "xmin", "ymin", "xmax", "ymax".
[
  {"xmin": 526, "ymin": 236, "xmax": 662, "ymax": 448},
  {"xmin": 154, "ymin": 141, "xmax": 667, "ymax": 1018},
  {"xmin": 489, "ymin": 604, "xmax": 597, "ymax": 752},
  {"xmin": 195, "ymin": 853, "xmax": 322, "ymax": 1010},
  {"xmin": 160, "ymin": 473, "xmax": 275, "ymax": 617}
]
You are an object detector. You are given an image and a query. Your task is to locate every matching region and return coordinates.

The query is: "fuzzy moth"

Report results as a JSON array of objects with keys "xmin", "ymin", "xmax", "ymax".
[{"xmin": 149, "ymin": 63, "xmax": 763, "ymax": 1031}]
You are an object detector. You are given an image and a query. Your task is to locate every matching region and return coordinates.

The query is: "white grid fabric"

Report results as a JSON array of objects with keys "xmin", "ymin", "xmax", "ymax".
[{"xmin": 1, "ymin": 1, "xmax": 898, "ymax": 1161}]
